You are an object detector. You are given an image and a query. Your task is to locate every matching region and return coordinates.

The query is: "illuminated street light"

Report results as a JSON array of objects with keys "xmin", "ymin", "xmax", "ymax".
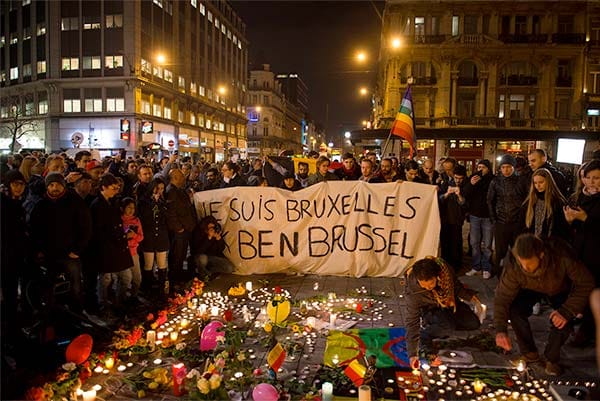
[
  {"xmin": 255, "ymin": 106, "xmax": 262, "ymax": 112},
  {"xmin": 359, "ymin": 87, "xmax": 369, "ymax": 96},
  {"xmin": 218, "ymin": 86, "xmax": 227, "ymax": 95},
  {"xmin": 156, "ymin": 53, "xmax": 166, "ymax": 64},
  {"xmin": 391, "ymin": 37, "xmax": 402, "ymax": 49},
  {"xmin": 362, "ymin": 120, "xmax": 368, "ymax": 126},
  {"xmin": 356, "ymin": 51, "xmax": 367, "ymax": 63},
  {"xmin": 344, "ymin": 131, "xmax": 351, "ymax": 139}
]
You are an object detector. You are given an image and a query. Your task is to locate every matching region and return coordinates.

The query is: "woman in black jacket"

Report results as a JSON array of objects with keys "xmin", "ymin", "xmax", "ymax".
[
  {"xmin": 190, "ymin": 215, "xmax": 234, "ymax": 277},
  {"xmin": 138, "ymin": 177, "xmax": 170, "ymax": 298}
]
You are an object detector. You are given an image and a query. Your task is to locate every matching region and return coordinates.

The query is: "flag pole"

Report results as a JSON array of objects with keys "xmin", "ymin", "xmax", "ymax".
[{"xmin": 383, "ymin": 78, "xmax": 413, "ymax": 159}]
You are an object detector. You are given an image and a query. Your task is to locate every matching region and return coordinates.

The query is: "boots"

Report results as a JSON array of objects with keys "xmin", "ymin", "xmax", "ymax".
[
  {"xmin": 157, "ymin": 269, "xmax": 169, "ymax": 303},
  {"xmin": 141, "ymin": 270, "xmax": 155, "ymax": 294}
]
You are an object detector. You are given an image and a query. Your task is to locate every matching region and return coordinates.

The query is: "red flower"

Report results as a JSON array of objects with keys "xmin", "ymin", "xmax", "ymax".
[
  {"xmin": 79, "ymin": 368, "xmax": 91, "ymax": 383},
  {"xmin": 223, "ymin": 309, "xmax": 233, "ymax": 322},
  {"xmin": 24, "ymin": 387, "xmax": 45, "ymax": 401},
  {"xmin": 274, "ymin": 286, "xmax": 282, "ymax": 294},
  {"xmin": 146, "ymin": 313, "xmax": 154, "ymax": 321}
]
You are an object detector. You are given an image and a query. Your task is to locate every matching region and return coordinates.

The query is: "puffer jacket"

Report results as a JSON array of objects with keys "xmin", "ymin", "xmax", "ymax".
[
  {"xmin": 493, "ymin": 238, "xmax": 594, "ymax": 334},
  {"xmin": 487, "ymin": 173, "xmax": 528, "ymax": 224}
]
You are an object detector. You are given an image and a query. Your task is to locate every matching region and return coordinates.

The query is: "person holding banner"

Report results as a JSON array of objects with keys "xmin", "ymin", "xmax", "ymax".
[
  {"xmin": 405, "ymin": 257, "xmax": 483, "ymax": 369},
  {"xmin": 307, "ymin": 156, "xmax": 339, "ymax": 186}
]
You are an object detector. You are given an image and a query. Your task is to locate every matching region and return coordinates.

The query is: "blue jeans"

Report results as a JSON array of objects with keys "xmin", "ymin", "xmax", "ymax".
[{"xmin": 469, "ymin": 215, "xmax": 493, "ymax": 272}]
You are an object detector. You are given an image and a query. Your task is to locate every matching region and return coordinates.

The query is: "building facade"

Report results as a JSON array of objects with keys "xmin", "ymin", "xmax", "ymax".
[
  {"xmin": 0, "ymin": 0, "xmax": 248, "ymax": 161},
  {"xmin": 354, "ymin": 0, "xmax": 599, "ymax": 171}
]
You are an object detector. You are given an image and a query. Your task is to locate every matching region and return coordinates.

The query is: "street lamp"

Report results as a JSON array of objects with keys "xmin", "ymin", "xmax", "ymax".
[
  {"xmin": 359, "ymin": 87, "xmax": 369, "ymax": 96},
  {"xmin": 391, "ymin": 37, "xmax": 402, "ymax": 49},
  {"xmin": 218, "ymin": 86, "xmax": 227, "ymax": 95},
  {"xmin": 356, "ymin": 51, "xmax": 367, "ymax": 63},
  {"xmin": 156, "ymin": 53, "xmax": 166, "ymax": 64}
]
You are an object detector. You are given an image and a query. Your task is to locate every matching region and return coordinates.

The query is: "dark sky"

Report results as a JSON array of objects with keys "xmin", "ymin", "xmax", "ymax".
[{"xmin": 230, "ymin": 1, "xmax": 384, "ymax": 144}]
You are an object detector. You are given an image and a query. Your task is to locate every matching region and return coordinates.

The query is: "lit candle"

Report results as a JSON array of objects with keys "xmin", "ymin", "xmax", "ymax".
[
  {"xmin": 313, "ymin": 282, "xmax": 319, "ymax": 290},
  {"xmin": 210, "ymin": 306, "xmax": 219, "ymax": 316},
  {"xmin": 172, "ymin": 363, "xmax": 187, "ymax": 396},
  {"xmin": 157, "ymin": 332, "xmax": 164, "ymax": 340},
  {"xmin": 170, "ymin": 331, "xmax": 178, "ymax": 341},
  {"xmin": 199, "ymin": 304, "xmax": 208, "ymax": 315},
  {"xmin": 104, "ymin": 357, "xmax": 114, "ymax": 369},
  {"xmin": 517, "ymin": 360, "xmax": 526, "ymax": 372},
  {"xmin": 331, "ymin": 354, "xmax": 340, "ymax": 366},
  {"xmin": 245, "ymin": 281, "xmax": 253, "ymax": 291},
  {"xmin": 82, "ymin": 390, "xmax": 96, "ymax": 401},
  {"xmin": 322, "ymin": 382, "xmax": 333, "ymax": 401},
  {"xmin": 358, "ymin": 385, "xmax": 371, "ymax": 401},
  {"xmin": 306, "ymin": 316, "xmax": 317, "ymax": 328},
  {"xmin": 146, "ymin": 330, "xmax": 156, "ymax": 344},
  {"xmin": 93, "ymin": 366, "xmax": 103, "ymax": 373},
  {"xmin": 153, "ymin": 358, "xmax": 162, "ymax": 365},
  {"xmin": 117, "ymin": 365, "xmax": 126, "ymax": 372},
  {"xmin": 180, "ymin": 319, "xmax": 189, "ymax": 329},
  {"xmin": 329, "ymin": 313, "xmax": 337, "ymax": 327},
  {"xmin": 473, "ymin": 379, "xmax": 485, "ymax": 394}
]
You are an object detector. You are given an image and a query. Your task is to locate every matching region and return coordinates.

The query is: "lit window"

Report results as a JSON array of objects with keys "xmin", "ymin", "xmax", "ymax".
[
  {"xmin": 208, "ymin": 11, "xmax": 212, "ymax": 22},
  {"xmin": 198, "ymin": 114, "xmax": 204, "ymax": 127},
  {"xmin": 63, "ymin": 99, "xmax": 81, "ymax": 113},
  {"xmin": 37, "ymin": 60, "xmax": 46, "ymax": 73},
  {"xmin": 0, "ymin": 72, "xmax": 6, "ymax": 83},
  {"xmin": 178, "ymin": 76, "xmax": 185, "ymax": 89},
  {"xmin": 38, "ymin": 100, "xmax": 48, "ymax": 114},
  {"xmin": 105, "ymin": 15, "xmax": 123, "ymax": 28},
  {"xmin": 141, "ymin": 100, "xmax": 151, "ymax": 114},
  {"xmin": 238, "ymin": 41, "xmax": 241, "ymax": 50},
  {"xmin": 153, "ymin": 103, "xmax": 162, "ymax": 117},
  {"xmin": 221, "ymin": 25, "xmax": 226, "ymax": 34},
  {"xmin": 62, "ymin": 57, "xmax": 79, "ymax": 70},
  {"xmin": 83, "ymin": 17, "xmax": 101, "ymax": 30},
  {"xmin": 22, "ymin": 0, "xmax": 31, "ymax": 5},
  {"xmin": 164, "ymin": 106, "xmax": 172, "ymax": 119},
  {"xmin": 107, "ymin": 98, "xmax": 125, "ymax": 112},
  {"xmin": 37, "ymin": 23, "xmax": 46, "ymax": 35},
  {"xmin": 10, "ymin": 33, "xmax": 18, "ymax": 45},
  {"xmin": 0, "ymin": 36, "xmax": 5, "ymax": 47},
  {"xmin": 199, "ymin": 86, "xmax": 205, "ymax": 96},
  {"xmin": 233, "ymin": 35, "xmax": 237, "ymax": 44},
  {"xmin": 153, "ymin": 0, "xmax": 163, "ymax": 8},
  {"xmin": 105, "ymin": 55, "xmax": 123, "ymax": 69},
  {"xmin": 85, "ymin": 98, "xmax": 103, "ymax": 112},
  {"xmin": 23, "ymin": 64, "xmax": 32, "ymax": 77},
  {"xmin": 227, "ymin": 30, "xmax": 231, "ymax": 39},
  {"xmin": 190, "ymin": 82, "xmax": 197, "ymax": 95},
  {"xmin": 200, "ymin": 3, "xmax": 205, "ymax": 15},
  {"xmin": 190, "ymin": 113, "xmax": 196, "ymax": 125},
  {"xmin": 190, "ymin": 0, "xmax": 197, "ymax": 8},
  {"xmin": 206, "ymin": 119, "xmax": 211, "ymax": 129},
  {"xmin": 153, "ymin": 65, "xmax": 163, "ymax": 78},
  {"xmin": 10, "ymin": 67, "xmax": 19, "ymax": 80},
  {"xmin": 178, "ymin": 110, "xmax": 183, "ymax": 122},
  {"xmin": 164, "ymin": 69, "xmax": 173, "ymax": 83},
  {"xmin": 83, "ymin": 56, "xmax": 102, "ymax": 69},
  {"xmin": 141, "ymin": 58, "xmax": 151, "ymax": 73},
  {"xmin": 23, "ymin": 27, "xmax": 31, "ymax": 40},
  {"xmin": 61, "ymin": 17, "xmax": 78, "ymax": 31},
  {"xmin": 215, "ymin": 18, "xmax": 219, "ymax": 28}
]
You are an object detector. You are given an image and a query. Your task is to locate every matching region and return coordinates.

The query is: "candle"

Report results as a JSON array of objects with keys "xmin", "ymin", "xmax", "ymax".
[
  {"xmin": 153, "ymin": 358, "xmax": 162, "ymax": 365},
  {"xmin": 358, "ymin": 385, "xmax": 371, "ymax": 401},
  {"xmin": 199, "ymin": 304, "xmax": 208, "ymax": 315},
  {"xmin": 210, "ymin": 306, "xmax": 219, "ymax": 316},
  {"xmin": 180, "ymin": 319, "xmax": 189, "ymax": 329},
  {"xmin": 516, "ymin": 360, "xmax": 526, "ymax": 372},
  {"xmin": 172, "ymin": 363, "xmax": 187, "ymax": 396},
  {"xmin": 306, "ymin": 316, "xmax": 317, "ymax": 328},
  {"xmin": 313, "ymin": 282, "xmax": 319, "ymax": 290},
  {"xmin": 157, "ymin": 332, "xmax": 164, "ymax": 340},
  {"xmin": 170, "ymin": 331, "xmax": 178, "ymax": 341},
  {"xmin": 331, "ymin": 354, "xmax": 339, "ymax": 366},
  {"xmin": 473, "ymin": 379, "xmax": 485, "ymax": 394},
  {"xmin": 93, "ymin": 366, "xmax": 103, "ymax": 373},
  {"xmin": 146, "ymin": 330, "xmax": 156, "ymax": 344},
  {"xmin": 245, "ymin": 281, "xmax": 253, "ymax": 291},
  {"xmin": 104, "ymin": 357, "xmax": 114, "ymax": 369},
  {"xmin": 322, "ymin": 382, "xmax": 333, "ymax": 401},
  {"xmin": 82, "ymin": 390, "xmax": 96, "ymax": 401},
  {"xmin": 329, "ymin": 313, "xmax": 337, "ymax": 327},
  {"xmin": 117, "ymin": 365, "xmax": 126, "ymax": 372}
]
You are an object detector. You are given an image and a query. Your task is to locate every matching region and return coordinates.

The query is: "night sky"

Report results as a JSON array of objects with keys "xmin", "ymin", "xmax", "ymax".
[{"xmin": 231, "ymin": 1, "xmax": 384, "ymax": 144}]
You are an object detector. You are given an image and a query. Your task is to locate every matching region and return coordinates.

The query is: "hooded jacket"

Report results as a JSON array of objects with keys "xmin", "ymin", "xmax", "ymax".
[{"xmin": 493, "ymin": 238, "xmax": 593, "ymax": 334}]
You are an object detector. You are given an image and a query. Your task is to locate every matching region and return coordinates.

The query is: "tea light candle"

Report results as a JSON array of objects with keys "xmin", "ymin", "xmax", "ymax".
[
  {"xmin": 210, "ymin": 306, "xmax": 219, "ymax": 316},
  {"xmin": 104, "ymin": 357, "xmax": 114, "ymax": 369},
  {"xmin": 331, "ymin": 354, "xmax": 340, "ymax": 366},
  {"xmin": 199, "ymin": 304, "xmax": 208, "ymax": 315},
  {"xmin": 146, "ymin": 330, "xmax": 156, "ymax": 344},
  {"xmin": 153, "ymin": 358, "xmax": 162, "ymax": 365},
  {"xmin": 93, "ymin": 366, "xmax": 103, "ymax": 373},
  {"xmin": 473, "ymin": 379, "xmax": 485, "ymax": 394},
  {"xmin": 313, "ymin": 282, "xmax": 319, "ymax": 290},
  {"xmin": 170, "ymin": 331, "xmax": 178, "ymax": 341},
  {"xmin": 358, "ymin": 385, "xmax": 371, "ymax": 401},
  {"xmin": 82, "ymin": 389, "xmax": 96, "ymax": 401},
  {"xmin": 157, "ymin": 332, "xmax": 164, "ymax": 340},
  {"xmin": 517, "ymin": 360, "xmax": 526, "ymax": 372},
  {"xmin": 329, "ymin": 312, "xmax": 337, "ymax": 327},
  {"xmin": 117, "ymin": 365, "xmax": 126, "ymax": 372},
  {"xmin": 180, "ymin": 319, "xmax": 189, "ymax": 329},
  {"xmin": 322, "ymin": 382, "xmax": 333, "ymax": 401},
  {"xmin": 245, "ymin": 281, "xmax": 253, "ymax": 291},
  {"xmin": 306, "ymin": 317, "xmax": 317, "ymax": 328}
]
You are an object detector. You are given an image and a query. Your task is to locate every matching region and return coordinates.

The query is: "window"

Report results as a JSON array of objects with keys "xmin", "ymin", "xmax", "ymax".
[
  {"xmin": 509, "ymin": 94, "xmax": 525, "ymax": 119},
  {"xmin": 141, "ymin": 58, "xmax": 151, "ymax": 73},
  {"xmin": 10, "ymin": 33, "xmax": 18, "ymax": 45},
  {"xmin": 105, "ymin": 55, "xmax": 123, "ymax": 69},
  {"xmin": 106, "ymin": 97, "xmax": 124, "ymax": 111},
  {"xmin": 10, "ymin": 67, "xmax": 19, "ymax": 80},
  {"xmin": 430, "ymin": 16, "xmax": 440, "ymax": 35},
  {"xmin": 200, "ymin": 3, "xmax": 205, "ymax": 15},
  {"xmin": 414, "ymin": 16, "xmax": 425, "ymax": 37},
  {"xmin": 61, "ymin": 17, "xmax": 78, "ymax": 31},
  {"xmin": 38, "ymin": 99, "xmax": 48, "ymax": 114},
  {"xmin": 501, "ymin": 16, "xmax": 510, "ymax": 35},
  {"xmin": 153, "ymin": 0, "xmax": 163, "ymax": 8},
  {"xmin": 153, "ymin": 65, "xmax": 163, "ymax": 78},
  {"xmin": 164, "ymin": 69, "xmax": 173, "ymax": 83},
  {"xmin": 37, "ymin": 23, "xmax": 46, "ymax": 35},
  {"xmin": 555, "ymin": 98, "xmax": 570, "ymax": 119},
  {"xmin": 591, "ymin": 17, "xmax": 600, "ymax": 43},
  {"xmin": 23, "ymin": 27, "xmax": 32, "ymax": 40},
  {"xmin": 263, "ymin": 95, "xmax": 269, "ymax": 105},
  {"xmin": 199, "ymin": 86, "xmax": 205, "ymax": 96},
  {"xmin": 198, "ymin": 114, "xmax": 204, "ymax": 127},
  {"xmin": 190, "ymin": 113, "xmax": 196, "ymax": 125},
  {"xmin": 83, "ymin": 16, "xmax": 101, "ymax": 30},
  {"xmin": 532, "ymin": 15, "xmax": 541, "ymax": 35},
  {"xmin": 178, "ymin": 76, "xmax": 185, "ymax": 89},
  {"xmin": 178, "ymin": 110, "xmax": 183, "ymax": 122},
  {"xmin": 62, "ymin": 57, "xmax": 79, "ymax": 70},
  {"xmin": 37, "ymin": 60, "xmax": 46, "ymax": 73},
  {"xmin": 558, "ymin": 15, "xmax": 574, "ymax": 34},
  {"xmin": 206, "ymin": 119, "xmax": 211, "ymax": 129},
  {"xmin": 23, "ymin": 0, "xmax": 31, "ymax": 5},
  {"xmin": 141, "ymin": 100, "xmax": 150, "ymax": 114},
  {"xmin": 0, "ymin": 36, "xmax": 4, "ymax": 47},
  {"xmin": 85, "ymin": 98, "xmax": 102, "ymax": 112},
  {"xmin": 23, "ymin": 64, "xmax": 32, "ymax": 77},
  {"xmin": 215, "ymin": 18, "xmax": 219, "ymax": 28},
  {"xmin": 83, "ymin": 56, "xmax": 101, "ymax": 69},
  {"xmin": 263, "ymin": 127, "xmax": 268, "ymax": 136},
  {"xmin": 498, "ymin": 94, "xmax": 505, "ymax": 118},
  {"xmin": 190, "ymin": 82, "xmax": 197, "ymax": 95},
  {"xmin": 221, "ymin": 25, "xmax": 226, "ymax": 34},
  {"xmin": 464, "ymin": 15, "xmax": 478, "ymax": 34},
  {"xmin": 208, "ymin": 11, "xmax": 212, "ymax": 22},
  {"xmin": 164, "ymin": 106, "xmax": 172, "ymax": 119},
  {"xmin": 482, "ymin": 15, "xmax": 490, "ymax": 35},
  {"xmin": 589, "ymin": 67, "xmax": 600, "ymax": 93},
  {"xmin": 63, "ymin": 98, "xmax": 81, "ymax": 113},
  {"xmin": 452, "ymin": 15, "xmax": 459, "ymax": 36},
  {"xmin": 24, "ymin": 100, "xmax": 34, "ymax": 116},
  {"xmin": 153, "ymin": 103, "xmax": 162, "ymax": 117},
  {"xmin": 105, "ymin": 14, "xmax": 123, "ymax": 28},
  {"xmin": 191, "ymin": 0, "xmax": 197, "ymax": 8},
  {"xmin": 515, "ymin": 16, "xmax": 527, "ymax": 35}
]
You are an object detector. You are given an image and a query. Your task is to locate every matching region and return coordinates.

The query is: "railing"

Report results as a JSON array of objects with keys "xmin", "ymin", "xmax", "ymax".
[
  {"xmin": 413, "ymin": 35, "xmax": 447, "ymax": 44},
  {"xmin": 551, "ymin": 33, "xmax": 586, "ymax": 44},
  {"xmin": 461, "ymin": 34, "xmax": 482, "ymax": 45},
  {"xmin": 499, "ymin": 34, "xmax": 548, "ymax": 44},
  {"xmin": 555, "ymin": 77, "xmax": 572, "ymax": 87},
  {"xmin": 499, "ymin": 75, "xmax": 538, "ymax": 86},
  {"xmin": 400, "ymin": 76, "xmax": 437, "ymax": 85},
  {"xmin": 457, "ymin": 77, "xmax": 479, "ymax": 86}
]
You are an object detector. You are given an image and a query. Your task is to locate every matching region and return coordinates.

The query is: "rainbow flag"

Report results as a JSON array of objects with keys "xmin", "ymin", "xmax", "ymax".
[
  {"xmin": 324, "ymin": 328, "xmax": 409, "ymax": 369},
  {"xmin": 390, "ymin": 85, "xmax": 417, "ymax": 158},
  {"xmin": 267, "ymin": 342, "xmax": 286, "ymax": 371}
]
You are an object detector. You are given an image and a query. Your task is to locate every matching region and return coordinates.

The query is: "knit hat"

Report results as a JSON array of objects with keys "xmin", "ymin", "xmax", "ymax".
[
  {"xmin": 499, "ymin": 154, "xmax": 516, "ymax": 167},
  {"xmin": 4, "ymin": 169, "xmax": 26, "ymax": 185},
  {"xmin": 45, "ymin": 172, "xmax": 66, "ymax": 187},
  {"xmin": 477, "ymin": 159, "xmax": 492, "ymax": 170}
]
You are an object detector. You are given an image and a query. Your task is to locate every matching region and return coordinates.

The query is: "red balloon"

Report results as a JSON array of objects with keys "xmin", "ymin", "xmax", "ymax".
[{"xmin": 65, "ymin": 334, "xmax": 93, "ymax": 365}]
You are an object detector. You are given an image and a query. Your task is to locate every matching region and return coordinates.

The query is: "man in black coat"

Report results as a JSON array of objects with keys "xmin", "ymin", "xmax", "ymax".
[
  {"xmin": 439, "ymin": 164, "xmax": 468, "ymax": 271},
  {"xmin": 89, "ymin": 173, "xmax": 133, "ymax": 314},
  {"xmin": 528, "ymin": 149, "xmax": 568, "ymax": 196},
  {"xmin": 166, "ymin": 169, "xmax": 197, "ymax": 283},
  {"xmin": 30, "ymin": 173, "xmax": 92, "ymax": 313}
]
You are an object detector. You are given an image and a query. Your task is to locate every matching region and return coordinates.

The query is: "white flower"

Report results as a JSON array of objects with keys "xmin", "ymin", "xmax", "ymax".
[
  {"xmin": 62, "ymin": 362, "xmax": 76, "ymax": 371},
  {"xmin": 186, "ymin": 369, "xmax": 201, "ymax": 379},
  {"xmin": 175, "ymin": 342, "xmax": 187, "ymax": 350},
  {"xmin": 197, "ymin": 377, "xmax": 210, "ymax": 394}
]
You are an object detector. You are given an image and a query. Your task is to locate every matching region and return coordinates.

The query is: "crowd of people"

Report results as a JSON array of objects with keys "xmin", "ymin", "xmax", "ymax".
[{"xmin": 1, "ymin": 147, "xmax": 599, "ymax": 375}]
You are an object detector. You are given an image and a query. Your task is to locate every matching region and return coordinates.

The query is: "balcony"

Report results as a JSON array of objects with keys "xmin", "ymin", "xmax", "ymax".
[
  {"xmin": 413, "ymin": 35, "xmax": 447, "ymax": 44},
  {"xmin": 457, "ymin": 77, "xmax": 479, "ymax": 86},
  {"xmin": 500, "ymin": 75, "xmax": 538, "ymax": 86},
  {"xmin": 555, "ymin": 76, "xmax": 572, "ymax": 87},
  {"xmin": 400, "ymin": 76, "xmax": 437, "ymax": 85},
  {"xmin": 499, "ymin": 34, "xmax": 548, "ymax": 44},
  {"xmin": 551, "ymin": 33, "xmax": 586, "ymax": 44}
]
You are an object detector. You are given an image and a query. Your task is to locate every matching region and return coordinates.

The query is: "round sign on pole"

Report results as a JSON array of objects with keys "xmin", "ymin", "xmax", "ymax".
[{"xmin": 168, "ymin": 139, "xmax": 175, "ymax": 148}]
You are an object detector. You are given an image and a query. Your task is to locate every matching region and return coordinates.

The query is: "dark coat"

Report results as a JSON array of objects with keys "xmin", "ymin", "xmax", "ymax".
[
  {"xmin": 334, "ymin": 166, "xmax": 361, "ymax": 181},
  {"xmin": 418, "ymin": 170, "xmax": 440, "ymax": 185},
  {"xmin": 439, "ymin": 182, "xmax": 467, "ymax": 225},
  {"xmin": 307, "ymin": 171, "xmax": 339, "ymax": 186},
  {"xmin": 487, "ymin": 173, "xmax": 528, "ymax": 224},
  {"xmin": 30, "ymin": 190, "xmax": 92, "ymax": 263},
  {"xmin": 138, "ymin": 196, "xmax": 170, "ymax": 252},
  {"xmin": 220, "ymin": 174, "xmax": 247, "ymax": 188},
  {"xmin": 571, "ymin": 191, "xmax": 600, "ymax": 284},
  {"xmin": 1, "ymin": 193, "xmax": 27, "ymax": 273},
  {"xmin": 89, "ymin": 195, "xmax": 132, "ymax": 273},
  {"xmin": 494, "ymin": 238, "xmax": 594, "ymax": 333},
  {"xmin": 522, "ymin": 193, "xmax": 570, "ymax": 241},
  {"xmin": 463, "ymin": 172, "xmax": 494, "ymax": 218},
  {"xmin": 166, "ymin": 184, "xmax": 197, "ymax": 233}
]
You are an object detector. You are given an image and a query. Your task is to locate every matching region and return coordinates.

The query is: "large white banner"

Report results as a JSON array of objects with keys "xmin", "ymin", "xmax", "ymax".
[{"xmin": 193, "ymin": 181, "xmax": 440, "ymax": 277}]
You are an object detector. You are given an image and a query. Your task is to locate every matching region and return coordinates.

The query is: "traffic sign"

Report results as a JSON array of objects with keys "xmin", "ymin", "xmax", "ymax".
[{"xmin": 168, "ymin": 139, "xmax": 175, "ymax": 148}]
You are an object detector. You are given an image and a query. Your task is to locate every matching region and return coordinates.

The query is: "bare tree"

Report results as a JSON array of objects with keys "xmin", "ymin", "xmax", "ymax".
[{"xmin": 0, "ymin": 95, "xmax": 38, "ymax": 153}]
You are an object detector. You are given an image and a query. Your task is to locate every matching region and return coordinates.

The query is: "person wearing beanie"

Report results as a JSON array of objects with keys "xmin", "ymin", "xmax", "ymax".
[
  {"xmin": 29, "ymin": 168, "xmax": 92, "ymax": 314},
  {"xmin": 487, "ymin": 154, "xmax": 529, "ymax": 277},
  {"xmin": 464, "ymin": 159, "xmax": 495, "ymax": 279},
  {"xmin": 1, "ymin": 169, "xmax": 27, "ymax": 326}
]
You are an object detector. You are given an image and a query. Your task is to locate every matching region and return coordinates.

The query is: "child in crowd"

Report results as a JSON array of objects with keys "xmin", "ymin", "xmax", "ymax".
[{"xmin": 121, "ymin": 197, "xmax": 144, "ymax": 301}]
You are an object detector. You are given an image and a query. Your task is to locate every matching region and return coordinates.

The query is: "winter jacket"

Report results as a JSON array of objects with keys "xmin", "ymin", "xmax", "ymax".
[
  {"xmin": 487, "ymin": 173, "xmax": 528, "ymax": 224},
  {"xmin": 334, "ymin": 166, "xmax": 361, "ymax": 181},
  {"xmin": 121, "ymin": 215, "xmax": 144, "ymax": 256},
  {"xmin": 404, "ymin": 264, "xmax": 476, "ymax": 357},
  {"xmin": 439, "ymin": 182, "xmax": 467, "ymax": 225},
  {"xmin": 138, "ymin": 196, "xmax": 170, "ymax": 252},
  {"xmin": 571, "ymin": 191, "xmax": 600, "ymax": 284},
  {"xmin": 522, "ymin": 193, "xmax": 569, "ymax": 241},
  {"xmin": 220, "ymin": 174, "xmax": 247, "ymax": 188},
  {"xmin": 89, "ymin": 195, "xmax": 132, "ymax": 273},
  {"xmin": 1, "ymin": 193, "xmax": 27, "ymax": 273},
  {"xmin": 463, "ymin": 173, "xmax": 493, "ymax": 218},
  {"xmin": 165, "ymin": 184, "xmax": 197, "ymax": 233},
  {"xmin": 307, "ymin": 171, "xmax": 339, "ymax": 186},
  {"xmin": 493, "ymin": 238, "xmax": 594, "ymax": 333}
]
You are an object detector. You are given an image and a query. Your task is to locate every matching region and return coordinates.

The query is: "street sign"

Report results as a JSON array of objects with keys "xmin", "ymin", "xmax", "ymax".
[{"xmin": 168, "ymin": 139, "xmax": 175, "ymax": 148}]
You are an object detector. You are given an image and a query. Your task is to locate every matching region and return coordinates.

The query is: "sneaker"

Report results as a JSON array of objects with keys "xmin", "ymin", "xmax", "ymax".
[
  {"xmin": 465, "ymin": 269, "xmax": 480, "ymax": 276},
  {"xmin": 545, "ymin": 361, "xmax": 562, "ymax": 376},
  {"xmin": 532, "ymin": 302, "xmax": 541, "ymax": 315},
  {"xmin": 482, "ymin": 271, "xmax": 492, "ymax": 279}
]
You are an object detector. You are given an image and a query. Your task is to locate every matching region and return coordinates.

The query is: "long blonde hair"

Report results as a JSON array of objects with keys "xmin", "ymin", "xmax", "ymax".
[{"xmin": 524, "ymin": 168, "xmax": 566, "ymax": 229}]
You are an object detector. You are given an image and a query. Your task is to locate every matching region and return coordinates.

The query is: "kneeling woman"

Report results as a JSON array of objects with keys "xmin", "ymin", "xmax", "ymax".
[{"xmin": 405, "ymin": 257, "xmax": 483, "ymax": 368}]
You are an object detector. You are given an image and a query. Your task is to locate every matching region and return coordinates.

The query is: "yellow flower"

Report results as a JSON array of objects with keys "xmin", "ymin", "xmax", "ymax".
[
  {"xmin": 143, "ymin": 371, "xmax": 154, "ymax": 379},
  {"xmin": 148, "ymin": 382, "xmax": 159, "ymax": 390},
  {"xmin": 264, "ymin": 322, "xmax": 272, "ymax": 333},
  {"xmin": 237, "ymin": 352, "xmax": 246, "ymax": 362},
  {"xmin": 137, "ymin": 390, "xmax": 146, "ymax": 398},
  {"xmin": 291, "ymin": 324, "xmax": 300, "ymax": 333},
  {"xmin": 197, "ymin": 377, "xmax": 210, "ymax": 394},
  {"xmin": 209, "ymin": 374, "xmax": 222, "ymax": 390}
]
